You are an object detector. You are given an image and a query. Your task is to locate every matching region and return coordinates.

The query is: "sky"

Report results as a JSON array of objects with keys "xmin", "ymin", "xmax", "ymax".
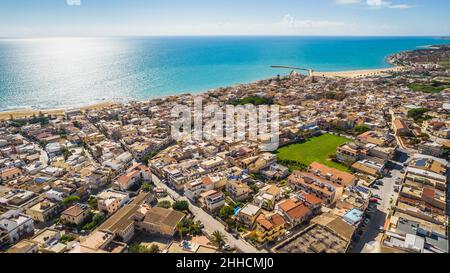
[{"xmin": 0, "ymin": 0, "xmax": 449, "ymax": 37}]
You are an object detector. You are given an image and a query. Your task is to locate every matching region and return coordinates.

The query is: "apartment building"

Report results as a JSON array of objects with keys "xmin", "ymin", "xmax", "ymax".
[
  {"xmin": 0, "ymin": 210, "xmax": 34, "ymax": 245},
  {"xmin": 288, "ymin": 171, "xmax": 344, "ymax": 206}
]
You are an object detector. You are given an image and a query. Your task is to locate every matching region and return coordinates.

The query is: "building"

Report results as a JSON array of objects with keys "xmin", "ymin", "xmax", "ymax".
[
  {"xmin": 97, "ymin": 190, "xmax": 130, "ymax": 215},
  {"xmin": 0, "ymin": 210, "xmax": 34, "ymax": 246},
  {"xmin": 276, "ymin": 198, "xmax": 312, "ymax": 228},
  {"xmin": 336, "ymin": 143, "xmax": 367, "ymax": 165},
  {"xmin": 60, "ymin": 203, "xmax": 91, "ymax": 226},
  {"xmin": 184, "ymin": 178, "xmax": 214, "ymax": 201},
  {"xmin": 309, "ymin": 162, "xmax": 357, "ymax": 187},
  {"xmin": 97, "ymin": 192, "xmax": 152, "ymax": 242},
  {"xmin": 238, "ymin": 204, "xmax": 261, "ymax": 229},
  {"xmin": 69, "ymin": 230, "xmax": 127, "ymax": 253},
  {"xmin": 135, "ymin": 207, "xmax": 186, "ymax": 237},
  {"xmin": 0, "ymin": 167, "xmax": 23, "ymax": 182},
  {"xmin": 6, "ymin": 239, "xmax": 39, "ymax": 253},
  {"xmin": 288, "ymin": 171, "xmax": 344, "ymax": 206},
  {"xmin": 254, "ymin": 213, "xmax": 286, "ymax": 243},
  {"xmin": 343, "ymin": 208, "xmax": 364, "ymax": 226},
  {"xmin": 254, "ymin": 185, "xmax": 281, "ymax": 211},
  {"xmin": 393, "ymin": 118, "xmax": 410, "ymax": 136},
  {"xmin": 31, "ymin": 228, "xmax": 66, "ymax": 253},
  {"xmin": 351, "ymin": 159, "xmax": 386, "ymax": 178},
  {"xmin": 226, "ymin": 180, "xmax": 252, "ymax": 202},
  {"xmin": 26, "ymin": 199, "xmax": 60, "ymax": 223},
  {"xmin": 202, "ymin": 190, "xmax": 225, "ymax": 212},
  {"xmin": 274, "ymin": 224, "xmax": 350, "ymax": 253},
  {"xmin": 114, "ymin": 163, "xmax": 152, "ymax": 191}
]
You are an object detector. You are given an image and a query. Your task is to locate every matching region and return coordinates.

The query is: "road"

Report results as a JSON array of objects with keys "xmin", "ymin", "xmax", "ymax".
[
  {"xmin": 351, "ymin": 157, "xmax": 406, "ymax": 253},
  {"xmin": 151, "ymin": 174, "xmax": 262, "ymax": 253}
]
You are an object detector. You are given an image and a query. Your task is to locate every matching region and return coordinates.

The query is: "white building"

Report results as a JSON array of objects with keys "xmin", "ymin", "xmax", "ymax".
[{"xmin": 0, "ymin": 210, "xmax": 34, "ymax": 245}]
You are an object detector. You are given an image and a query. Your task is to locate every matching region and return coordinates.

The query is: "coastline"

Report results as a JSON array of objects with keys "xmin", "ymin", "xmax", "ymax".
[
  {"xmin": 0, "ymin": 66, "xmax": 404, "ymax": 121},
  {"xmin": 313, "ymin": 66, "xmax": 405, "ymax": 78},
  {"xmin": 0, "ymin": 66, "xmax": 407, "ymax": 121},
  {"xmin": 0, "ymin": 101, "xmax": 116, "ymax": 121}
]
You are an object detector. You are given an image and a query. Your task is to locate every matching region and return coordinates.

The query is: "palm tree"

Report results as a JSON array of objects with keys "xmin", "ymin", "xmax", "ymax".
[{"xmin": 211, "ymin": 230, "xmax": 227, "ymax": 247}]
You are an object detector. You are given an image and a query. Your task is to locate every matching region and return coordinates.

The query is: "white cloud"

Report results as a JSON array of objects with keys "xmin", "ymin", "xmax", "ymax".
[
  {"xmin": 336, "ymin": 0, "xmax": 413, "ymax": 9},
  {"xmin": 335, "ymin": 0, "xmax": 362, "ymax": 4}
]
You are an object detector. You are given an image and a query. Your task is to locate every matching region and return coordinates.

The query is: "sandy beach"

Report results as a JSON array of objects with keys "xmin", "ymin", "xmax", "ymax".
[
  {"xmin": 0, "ymin": 101, "xmax": 116, "ymax": 121},
  {"xmin": 0, "ymin": 66, "xmax": 406, "ymax": 121},
  {"xmin": 313, "ymin": 66, "xmax": 405, "ymax": 78}
]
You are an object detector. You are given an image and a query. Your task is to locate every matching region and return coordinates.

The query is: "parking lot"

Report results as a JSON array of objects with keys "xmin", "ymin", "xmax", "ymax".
[{"xmin": 350, "ymin": 156, "xmax": 407, "ymax": 253}]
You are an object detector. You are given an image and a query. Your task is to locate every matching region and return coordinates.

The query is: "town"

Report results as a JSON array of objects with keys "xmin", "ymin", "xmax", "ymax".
[{"xmin": 0, "ymin": 45, "xmax": 449, "ymax": 254}]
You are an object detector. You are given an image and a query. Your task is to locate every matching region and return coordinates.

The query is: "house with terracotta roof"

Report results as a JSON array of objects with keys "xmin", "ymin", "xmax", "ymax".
[
  {"xmin": 254, "ymin": 213, "xmax": 286, "ymax": 243},
  {"xmin": 288, "ymin": 171, "xmax": 344, "ymax": 206},
  {"xmin": 60, "ymin": 203, "xmax": 90, "ymax": 226},
  {"xmin": 310, "ymin": 162, "xmax": 357, "ymax": 187},
  {"xmin": 114, "ymin": 163, "xmax": 151, "ymax": 191},
  {"xmin": 276, "ymin": 198, "xmax": 312, "ymax": 228},
  {"xmin": 393, "ymin": 118, "xmax": 410, "ymax": 136}
]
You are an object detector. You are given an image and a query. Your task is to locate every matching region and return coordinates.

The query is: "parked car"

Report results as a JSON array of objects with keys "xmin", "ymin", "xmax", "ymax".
[
  {"xmin": 373, "ymin": 194, "xmax": 382, "ymax": 200},
  {"xmin": 370, "ymin": 198, "xmax": 379, "ymax": 203}
]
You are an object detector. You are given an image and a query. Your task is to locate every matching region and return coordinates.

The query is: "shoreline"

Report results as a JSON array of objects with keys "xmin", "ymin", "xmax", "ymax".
[
  {"xmin": 313, "ymin": 66, "xmax": 405, "ymax": 78},
  {"xmin": 0, "ymin": 66, "xmax": 406, "ymax": 121},
  {"xmin": 0, "ymin": 101, "xmax": 116, "ymax": 121}
]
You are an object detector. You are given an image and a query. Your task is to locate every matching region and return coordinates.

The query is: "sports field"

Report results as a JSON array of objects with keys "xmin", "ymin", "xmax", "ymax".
[{"xmin": 276, "ymin": 133, "xmax": 350, "ymax": 172}]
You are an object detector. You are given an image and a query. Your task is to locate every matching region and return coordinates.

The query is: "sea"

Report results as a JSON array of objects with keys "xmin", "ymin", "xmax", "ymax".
[{"xmin": 0, "ymin": 36, "xmax": 448, "ymax": 111}]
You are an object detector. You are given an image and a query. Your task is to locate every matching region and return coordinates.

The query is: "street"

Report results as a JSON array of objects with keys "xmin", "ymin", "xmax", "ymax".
[
  {"xmin": 151, "ymin": 174, "xmax": 262, "ymax": 253},
  {"xmin": 350, "ymin": 152, "xmax": 408, "ymax": 253}
]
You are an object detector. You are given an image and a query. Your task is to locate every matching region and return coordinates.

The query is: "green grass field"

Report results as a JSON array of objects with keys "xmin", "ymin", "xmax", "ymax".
[{"xmin": 276, "ymin": 133, "xmax": 351, "ymax": 172}]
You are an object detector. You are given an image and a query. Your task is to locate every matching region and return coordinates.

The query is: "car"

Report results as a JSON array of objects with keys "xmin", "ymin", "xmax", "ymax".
[
  {"xmin": 371, "ymin": 185, "xmax": 380, "ymax": 190},
  {"xmin": 199, "ymin": 223, "xmax": 205, "ymax": 229},
  {"xmin": 370, "ymin": 198, "xmax": 379, "ymax": 203},
  {"xmin": 373, "ymin": 194, "xmax": 382, "ymax": 199},
  {"xmin": 223, "ymin": 244, "xmax": 235, "ymax": 251},
  {"xmin": 232, "ymin": 233, "xmax": 239, "ymax": 239}
]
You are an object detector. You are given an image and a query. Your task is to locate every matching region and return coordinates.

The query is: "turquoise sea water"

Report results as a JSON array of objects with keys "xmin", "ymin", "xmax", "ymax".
[{"xmin": 0, "ymin": 36, "xmax": 448, "ymax": 110}]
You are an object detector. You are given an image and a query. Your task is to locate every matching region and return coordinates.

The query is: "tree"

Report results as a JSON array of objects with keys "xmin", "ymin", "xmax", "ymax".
[
  {"xmin": 177, "ymin": 221, "xmax": 190, "ymax": 240},
  {"xmin": 219, "ymin": 206, "xmax": 234, "ymax": 220},
  {"xmin": 148, "ymin": 244, "xmax": 160, "ymax": 253},
  {"xmin": 407, "ymin": 108, "xmax": 430, "ymax": 122},
  {"xmin": 141, "ymin": 182, "xmax": 153, "ymax": 193},
  {"xmin": 211, "ymin": 230, "xmax": 227, "ymax": 247},
  {"xmin": 62, "ymin": 148, "xmax": 73, "ymax": 161},
  {"xmin": 172, "ymin": 200, "xmax": 189, "ymax": 212},
  {"xmin": 60, "ymin": 234, "xmax": 76, "ymax": 244},
  {"xmin": 88, "ymin": 196, "xmax": 98, "ymax": 210},
  {"xmin": 354, "ymin": 125, "xmax": 370, "ymax": 135},
  {"xmin": 83, "ymin": 212, "xmax": 105, "ymax": 231},
  {"xmin": 63, "ymin": 196, "xmax": 80, "ymax": 207},
  {"xmin": 157, "ymin": 200, "xmax": 172, "ymax": 209},
  {"xmin": 129, "ymin": 243, "xmax": 154, "ymax": 254}
]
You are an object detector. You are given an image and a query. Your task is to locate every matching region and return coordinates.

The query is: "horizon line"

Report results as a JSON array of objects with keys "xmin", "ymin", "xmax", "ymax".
[{"xmin": 1, "ymin": 34, "xmax": 449, "ymax": 39}]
